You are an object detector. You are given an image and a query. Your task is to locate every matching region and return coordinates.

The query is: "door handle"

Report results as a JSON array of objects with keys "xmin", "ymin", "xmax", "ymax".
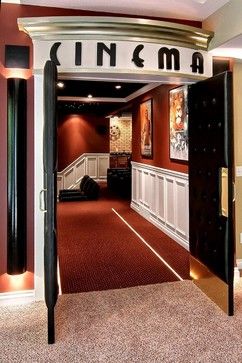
[
  {"xmin": 219, "ymin": 167, "xmax": 228, "ymax": 217},
  {"xmin": 233, "ymin": 182, "xmax": 236, "ymax": 202},
  {"xmin": 39, "ymin": 189, "xmax": 47, "ymax": 212}
]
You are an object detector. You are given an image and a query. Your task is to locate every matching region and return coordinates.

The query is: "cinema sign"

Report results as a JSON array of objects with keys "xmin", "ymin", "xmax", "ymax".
[
  {"xmin": 19, "ymin": 16, "xmax": 213, "ymax": 78},
  {"xmin": 33, "ymin": 40, "xmax": 213, "ymax": 78}
]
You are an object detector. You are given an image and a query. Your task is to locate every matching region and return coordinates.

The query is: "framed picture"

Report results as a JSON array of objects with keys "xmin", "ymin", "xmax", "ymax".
[
  {"xmin": 140, "ymin": 99, "xmax": 152, "ymax": 158},
  {"xmin": 169, "ymin": 85, "xmax": 188, "ymax": 161}
]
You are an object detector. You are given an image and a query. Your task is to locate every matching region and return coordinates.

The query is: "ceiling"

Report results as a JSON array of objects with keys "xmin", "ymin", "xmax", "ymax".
[
  {"xmin": 57, "ymin": 80, "xmax": 147, "ymax": 99},
  {"xmin": 57, "ymin": 99, "xmax": 126, "ymax": 117},
  {"xmin": 57, "ymin": 80, "xmax": 149, "ymax": 117},
  {"xmin": 4, "ymin": 0, "xmax": 230, "ymax": 21}
]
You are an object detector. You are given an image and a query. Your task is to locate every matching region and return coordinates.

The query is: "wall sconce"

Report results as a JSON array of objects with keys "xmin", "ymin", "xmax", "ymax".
[{"xmin": 7, "ymin": 78, "xmax": 27, "ymax": 275}]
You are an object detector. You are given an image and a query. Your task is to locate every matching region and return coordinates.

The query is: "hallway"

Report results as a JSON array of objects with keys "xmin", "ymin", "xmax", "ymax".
[{"xmin": 57, "ymin": 183, "xmax": 190, "ymax": 294}]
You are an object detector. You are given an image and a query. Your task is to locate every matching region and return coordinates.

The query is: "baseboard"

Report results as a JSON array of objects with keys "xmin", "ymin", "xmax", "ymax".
[
  {"xmin": 234, "ymin": 267, "xmax": 240, "ymax": 281},
  {"xmin": 236, "ymin": 259, "xmax": 242, "ymax": 270},
  {"xmin": 0, "ymin": 290, "xmax": 35, "ymax": 306},
  {"xmin": 150, "ymin": 216, "xmax": 189, "ymax": 251},
  {"xmin": 131, "ymin": 202, "xmax": 189, "ymax": 251}
]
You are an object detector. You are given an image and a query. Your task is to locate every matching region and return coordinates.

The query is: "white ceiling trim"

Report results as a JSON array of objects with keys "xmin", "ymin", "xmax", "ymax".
[
  {"xmin": 58, "ymin": 96, "xmax": 126, "ymax": 103},
  {"xmin": 125, "ymin": 83, "xmax": 162, "ymax": 103}
]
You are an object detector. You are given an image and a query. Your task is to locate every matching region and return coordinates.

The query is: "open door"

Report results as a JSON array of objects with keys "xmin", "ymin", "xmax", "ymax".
[
  {"xmin": 43, "ymin": 60, "xmax": 58, "ymax": 343},
  {"xmin": 188, "ymin": 71, "xmax": 234, "ymax": 315}
]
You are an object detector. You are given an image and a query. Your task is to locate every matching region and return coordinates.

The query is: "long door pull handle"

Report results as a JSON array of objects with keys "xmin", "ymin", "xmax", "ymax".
[
  {"xmin": 39, "ymin": 189, "xmax": 47, "ymax": 212},
  {"xmin": 219, "ymin": 167, "xmax": 228, "ymax": 217},
  {"xmin": 233, "ymin": 182, "xmax": 236, "ymax": 202}
]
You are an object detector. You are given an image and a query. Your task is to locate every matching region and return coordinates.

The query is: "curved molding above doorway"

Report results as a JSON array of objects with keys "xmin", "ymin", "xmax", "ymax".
[
  {"xmin": 18, "ymin": 16, "xmax": 214, "ymax": 80},
  {"xmin": 18, "ymin": 16, "xmax": 213, "ymax": 50}
]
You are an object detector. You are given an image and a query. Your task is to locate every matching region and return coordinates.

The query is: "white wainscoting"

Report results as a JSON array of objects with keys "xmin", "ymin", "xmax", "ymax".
[
  {"xmin": 57, "ymin": 153, "xmax": 110, "ymax": 194},
  {"xmin": 131, "ymin": 162, "xmax": 189, "ymax": 250}
]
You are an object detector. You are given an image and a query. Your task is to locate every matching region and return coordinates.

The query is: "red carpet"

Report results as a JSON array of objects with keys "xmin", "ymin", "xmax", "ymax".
[{"xmin": 57, "ymin": 184, "xmax": 190, "ymax": 294}]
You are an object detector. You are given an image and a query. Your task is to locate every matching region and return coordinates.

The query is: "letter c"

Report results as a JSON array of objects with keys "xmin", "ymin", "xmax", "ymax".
[
  {"xmin": 132, "ymin": 45, "xmax": 144, "ymax": 68},
  {"xmin": 50, "ymin": 42, "xmax": 61, "ymax": 66}
]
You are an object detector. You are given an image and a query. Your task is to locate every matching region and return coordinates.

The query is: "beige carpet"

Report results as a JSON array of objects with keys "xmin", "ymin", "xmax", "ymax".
[{"xmin": 1, "ymin": 280, "xmax": 242, "ymax": 362}]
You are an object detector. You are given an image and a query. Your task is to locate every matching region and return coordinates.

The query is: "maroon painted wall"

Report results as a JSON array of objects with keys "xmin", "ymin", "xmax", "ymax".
[
  {"xmin": 0, "ymin": 6, "xmax": 34, "ymax": 292},
  {"xmin": 132, "ymin": 84, "xmax": 188, "ymax": 174},
  {"xmin": 0, "ymin": 3, "xmax": 199, "ymax": 292},
  {"xmin": 58, "ymin": 113, "xmax": 109, "ymax": 171}
]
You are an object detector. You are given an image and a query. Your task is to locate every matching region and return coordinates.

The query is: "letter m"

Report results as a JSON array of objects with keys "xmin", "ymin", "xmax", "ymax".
[{"xmin": 158, "ymin": 47, "xmax": 180, "ymax": 71}]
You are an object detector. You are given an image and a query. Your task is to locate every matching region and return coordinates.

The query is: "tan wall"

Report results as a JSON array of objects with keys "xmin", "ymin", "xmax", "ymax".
[
  {"xmin": 233, "ymin": 62, "xmax": 242, "ymax": 262},
  {"xmin": 110, "ymin": 117, "xmax": 132, "ymax": 153},
  {"xmin": 203, "ymin": 0, "xmax": 242, "ymax": 50}
]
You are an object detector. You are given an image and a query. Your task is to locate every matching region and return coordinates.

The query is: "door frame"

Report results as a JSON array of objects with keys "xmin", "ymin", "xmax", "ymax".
[
  {"xmin": 34, "ymin": 71, "xmax": 194, "ymax": 300},
  {"xmin": 24, "ymin": 15, "xmax": 214, "ymax": 300}
]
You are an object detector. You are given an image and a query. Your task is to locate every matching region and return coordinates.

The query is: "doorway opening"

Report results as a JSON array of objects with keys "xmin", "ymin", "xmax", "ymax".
[{"xmin": 55, "ymin": 77, "xmax": 191, "ymax": 295}]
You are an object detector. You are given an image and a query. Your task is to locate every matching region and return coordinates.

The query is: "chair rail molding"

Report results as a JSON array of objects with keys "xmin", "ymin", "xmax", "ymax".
[
  {"xmin": 57, "ymin": 153, "xmax": 109, "ymax": 193},
  {"xmin": 131, "ymin": 162, "xmax": 189, "ymax": 250}
]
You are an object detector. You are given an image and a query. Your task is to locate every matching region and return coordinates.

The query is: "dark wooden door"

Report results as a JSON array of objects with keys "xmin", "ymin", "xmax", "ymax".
[
  {"xmin": 188, "ymin": 71, "xmax": 234, "ymax": 315},
  {"xmin": 43, "ymin": 60, "xmax": 58, "ymax": 343}
]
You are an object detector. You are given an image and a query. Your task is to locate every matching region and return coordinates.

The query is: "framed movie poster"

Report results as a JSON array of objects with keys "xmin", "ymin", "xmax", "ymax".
[
  {"xmin": 169, "ymin": 85, "xmax": 188, "ymax": 161},
  {"xmin": 140, "ymin": 99, "xmax": 152, "ymax": 158}
]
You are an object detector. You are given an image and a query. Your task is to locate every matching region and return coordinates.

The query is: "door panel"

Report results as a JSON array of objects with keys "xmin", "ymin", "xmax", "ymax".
[
  {"xmin": 43, "ymin": 60, "xmax": 58, "ymax": 343},
  {"xmin": 188, "ymin": 71, "xmax": 234, "ymax": 315}
]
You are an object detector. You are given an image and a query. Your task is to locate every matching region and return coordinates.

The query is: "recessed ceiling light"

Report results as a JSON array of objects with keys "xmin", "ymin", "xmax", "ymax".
[
  {"xmin": 57, "ymin": 81, "xmax": 64, "ymax": 88},
  {"xmin": 87, "ymin": 94, "xmax": 93, "ymax": 98},
  {"xmin": 115, "ymin": 85, "xmax": 121, "ymax": 89}
]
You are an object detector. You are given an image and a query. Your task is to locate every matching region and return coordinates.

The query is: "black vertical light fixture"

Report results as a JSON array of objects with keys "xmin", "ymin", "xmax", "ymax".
[{"xmin": 7, "ymin": 77, "xmax": 27, "ymax": 275}]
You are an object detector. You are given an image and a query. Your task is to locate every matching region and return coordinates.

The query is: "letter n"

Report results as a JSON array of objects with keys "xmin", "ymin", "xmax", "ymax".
[{"xmin": 97, "ymin": 43, "xmax": 116, "ymax": 67}]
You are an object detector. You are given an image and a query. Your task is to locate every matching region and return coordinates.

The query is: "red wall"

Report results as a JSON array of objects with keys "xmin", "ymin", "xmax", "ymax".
[
  {"xmin": 58, "ymin": 113, "xmax": 109, "ymax": 171},
  {"xmin": 0, "ymin": 3, "xmax": 198, "ymax": 292},
  {"xmin": 132, "ymin": 84, "xmax": 188, "ymax": 174}
]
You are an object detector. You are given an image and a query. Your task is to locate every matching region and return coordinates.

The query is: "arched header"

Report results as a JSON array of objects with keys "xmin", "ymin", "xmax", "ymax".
[{"xmin": 18, "ymin": 16, "xmax": 214, "ymax": 79}]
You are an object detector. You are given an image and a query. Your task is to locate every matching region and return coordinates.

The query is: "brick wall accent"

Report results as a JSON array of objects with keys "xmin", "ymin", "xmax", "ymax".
[{"xmin": 110, "ymin": 117, "xmax": 132, "ymax": 152}]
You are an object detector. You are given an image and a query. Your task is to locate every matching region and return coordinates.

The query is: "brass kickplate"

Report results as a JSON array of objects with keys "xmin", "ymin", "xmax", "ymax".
[{"xmin": 190, "ymin": 255, "xmax": 229, "ymax": 314}]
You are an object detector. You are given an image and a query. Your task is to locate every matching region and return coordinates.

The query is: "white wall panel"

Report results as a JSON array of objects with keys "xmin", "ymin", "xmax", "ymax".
[
  {"xmin": 64, "ymin": 168, "xmax": 75, "ymax": 189},
  {"xmin": 150, "ymin": 173, "xmax": 156, "ymax": 214},
  {"xmin": 98, "ymin": 156, "xmax": 110, "ymax": 179},
  {"xmin": 57, "ymin": 176, "xmax": 63, "ymax": 195},
  {"xmin": 57, "ymin": 153, "xmax": 109, "ymax": 192},
  {"xmin": 175, "ymin": 180, "xmax": 189, "ymax": 238},
  {"xmin": 76, "ymin": 159, "xmax": 86, "ymax": 184},
  {"xmin": 138, "ymin": 169, "xmax": 143, "ymax": 203},
  {"xmin": 131, "ymin": 162, "xmax": 189, "ymax": 250},
  {"xmin": 143, "ymin": 171, "xmax": 150, "ymax": 208},
  {"xmin": 86, "ymin": 157, "xmax": 97, "ymax": 178},
  {"xmin": 132, "ymin": 168, "xmax": 136, "ymax": 203},
  {"xmin": 166, "ymin": 177, "xmax": 175, "ymax": 230},
  {"xmin": 157, "ymin": 175, "xmax": 165, "ymax": 222}
]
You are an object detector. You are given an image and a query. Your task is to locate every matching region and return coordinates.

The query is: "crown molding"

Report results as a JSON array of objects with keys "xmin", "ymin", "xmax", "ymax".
[{"xmin": 18, "ymin": 16, "xmax": 213, "ymax": 50}]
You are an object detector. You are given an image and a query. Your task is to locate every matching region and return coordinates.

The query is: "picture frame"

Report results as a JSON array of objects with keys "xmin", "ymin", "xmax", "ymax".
[
  {"xmin": 140, "ymin": 98, "xmax": 152, "ymax": 158},
  {"xmin": 169, "ymin": 85, "xmax": 188, "ymax": 161}
]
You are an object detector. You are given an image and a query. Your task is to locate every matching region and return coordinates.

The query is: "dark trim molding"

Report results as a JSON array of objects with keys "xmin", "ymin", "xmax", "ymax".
[{"xmin": 7, "ymin": 78, "xmax": 27, "ymax": 275}]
